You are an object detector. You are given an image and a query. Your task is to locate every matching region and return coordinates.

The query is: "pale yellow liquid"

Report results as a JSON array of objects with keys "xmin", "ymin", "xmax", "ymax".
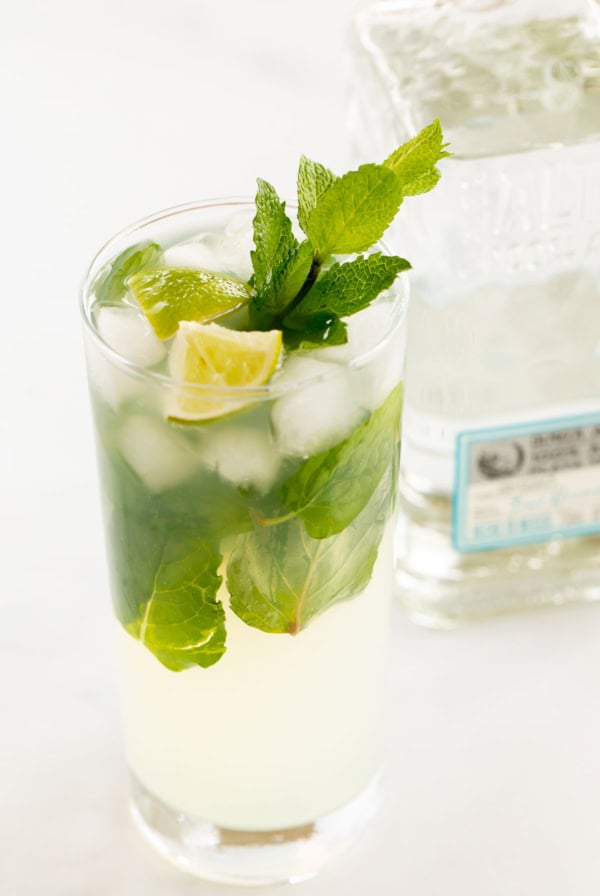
[{"xmin": 118, "ymin": 527, "xmax": 393, "ymax": 831}]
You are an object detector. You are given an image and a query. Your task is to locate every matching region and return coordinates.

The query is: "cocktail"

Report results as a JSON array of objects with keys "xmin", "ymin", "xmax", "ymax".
[{"xmin": 80, "ymin": 129, "xmax": 444, "ymax": 884}]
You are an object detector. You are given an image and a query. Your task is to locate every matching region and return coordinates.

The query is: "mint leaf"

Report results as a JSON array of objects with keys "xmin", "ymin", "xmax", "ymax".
[
  {"xmin": 95, "ymin": 430, "xmax": 256, "ymax": 669},
  {"xmin": 305, "ymin": 164, "xmax": 403, "ymax": 258},
  {"xmin": 227, "ymin": 481, "xmax": 388, "ymax": 634},
  {"xmin": 383, "ymin": 119, "xmax": 450, "ymax": 197},
  {"xmin": 157, "ymin": 468, "xmax": 255, "ymax": 541},
  {"xmin": 247, "ymin": 123, "xmax": 446, "ymax": 337},
  {"xmin": 106, "ymin": 485, "xmax": 165, "ymax": 629},
  {"xmin": 297, "ymin": 155, "xmax": 337, "ymax": 234},
  {"xmin": 127, "ymin": 536, "xmax": 226, "ymax": 671},
  {"xmin": 282, "ymin": 315, "xmax": 347, "ymax": 351},
  {"xmin": 279, "ymin": 384, "xmax": 403, "ymax": 538},
  {"xmin": 284, "ymin": 253, "xmax": 410, "ymax": 324},
  {"xmin": 250, "ymin": 179, "xmax": 298, "ymax": 313},
  {"xmin": 94, "ymin": 240, "xmax": 162, "ymax": 304},
  {"xmin": 275, "ymin": 239, "xmax": 315, "ymax": 304},
  {"xmin": 95, "ymin": 433, "xmax": 166, "ymax": 628},
  {"xmin": 249, "ymin": 239, "xmax": 315, "ymax": 330}
]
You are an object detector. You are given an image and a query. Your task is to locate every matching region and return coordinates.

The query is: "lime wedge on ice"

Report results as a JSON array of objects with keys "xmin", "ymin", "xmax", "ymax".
[
  {"xmin": 128, "ymin": 267, "xmax": 252, "ymax": 339},
  {"xmin": 167, "ymin": 321, "xmax": 282, "ymax": 422}
]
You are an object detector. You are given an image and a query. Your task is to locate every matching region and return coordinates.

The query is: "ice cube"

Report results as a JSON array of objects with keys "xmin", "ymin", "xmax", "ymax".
[
  {"xmin": 224, "ymin": 208, "xmax": 255, "ymax": 238},
  {"xmin": 86, "ymin": 347, "xmax": 133, "ymax": 410},
  {"xmin": 118, "ymin": 415, "xmax": 199, "ymax": 492},
  {"xmin": 163, "ymin": 215, "xmax": 254, "ymax": 281},
  {"xmin": 354, "ymin": 340, "xmax": 405, "ymax": 412},
  {"xmin": 316, "ymin": 300, "xmax": 395, "ymax": 364},
  {"xmin": 198, "ymin": 420, "xmax": 281, "ymax": 493},
  {"xmin": 212, "ymin": 210, "xmax": 255, "ymax": 280},
  {"xmin": 97, "ymin": 306, "xmax": 165, "ymax": 368},
  {"xmin": 270, "ymin": 357, "xmax": 367, "ymax": 457},
  {"xmin": 88, "ymin": 307, "xmax": 166, "ymax": 410},
  {"xmin": 162, "ymin": 236, "xmax": 219, "ymax": 271},
  {"xmin": 316, "ymin": 301, "xmax": 405, "ymax": 411}
]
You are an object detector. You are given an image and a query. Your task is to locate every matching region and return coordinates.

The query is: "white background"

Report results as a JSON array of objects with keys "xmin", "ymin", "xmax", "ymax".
[{"xmin": 2, "ymin": 1, "xmax": 600, "ymax": 894}]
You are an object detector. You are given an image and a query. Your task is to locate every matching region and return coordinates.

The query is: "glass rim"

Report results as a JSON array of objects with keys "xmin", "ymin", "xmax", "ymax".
[{"xmin": 80, "ymin": 197, "xmax": 409, "ymax": 399}]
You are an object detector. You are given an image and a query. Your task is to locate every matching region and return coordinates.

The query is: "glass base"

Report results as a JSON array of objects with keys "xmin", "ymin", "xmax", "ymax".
[{"xmin": 130, "ymin": 773, "xmax": 382, "ymax": 886}]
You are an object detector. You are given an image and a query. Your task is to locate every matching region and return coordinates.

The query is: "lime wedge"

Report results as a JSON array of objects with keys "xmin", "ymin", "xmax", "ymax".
[
  {"xmin": 128, "ymin": 267, "xmax": 252, "ymax": 339},
  {"xmin": 167, "ymin": 321, "xmax": 282, "ymax": 422}
]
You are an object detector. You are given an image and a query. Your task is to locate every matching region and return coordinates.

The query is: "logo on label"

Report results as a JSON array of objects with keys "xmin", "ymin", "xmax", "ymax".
[{"xmin": 476, "ymin": 441, "xmax": 525, "ymax": 480}]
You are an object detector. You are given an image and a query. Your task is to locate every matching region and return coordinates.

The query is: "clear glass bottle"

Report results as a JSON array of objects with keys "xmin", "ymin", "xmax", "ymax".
[{"xmin": 351, "ymin": 0, "xmax": 600, "ymax": 626}]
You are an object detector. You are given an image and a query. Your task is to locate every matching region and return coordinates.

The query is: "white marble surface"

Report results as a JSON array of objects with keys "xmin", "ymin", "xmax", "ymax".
[{"xmin": 3, "ymin": 1, "xmax": 600, "ymax": 893}]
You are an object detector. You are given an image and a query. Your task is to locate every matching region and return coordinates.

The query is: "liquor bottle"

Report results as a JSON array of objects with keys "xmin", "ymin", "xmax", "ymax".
[{"xmin": 351, "ymin": 0, "xmax": 600, "ymax": 625}]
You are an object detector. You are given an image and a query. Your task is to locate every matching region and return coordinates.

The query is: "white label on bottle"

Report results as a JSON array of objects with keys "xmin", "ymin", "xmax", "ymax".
[{"xmin": 453, "ymin": 413, "xmax": 600, "ymax": 552}]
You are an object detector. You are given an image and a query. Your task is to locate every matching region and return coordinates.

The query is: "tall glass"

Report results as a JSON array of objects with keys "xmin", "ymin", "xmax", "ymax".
[{"xmin": 81, "ymin": 200, "xmax": 407, "ymax": 885}]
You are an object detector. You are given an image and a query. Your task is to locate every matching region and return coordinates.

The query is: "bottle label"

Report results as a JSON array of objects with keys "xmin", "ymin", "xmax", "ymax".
[{"xmin": 452, "ymin": 413, "xmax": 600, "ymax": 552}]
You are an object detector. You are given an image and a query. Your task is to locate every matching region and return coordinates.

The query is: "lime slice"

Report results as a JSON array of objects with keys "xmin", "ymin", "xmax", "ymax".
[
  {"xmin": 167, "ymin": 321, "xmax": 282, "ymax": 421},
  {"xmin": 128, "ymin": 267, "xmax": 252, "ymax": 340}
]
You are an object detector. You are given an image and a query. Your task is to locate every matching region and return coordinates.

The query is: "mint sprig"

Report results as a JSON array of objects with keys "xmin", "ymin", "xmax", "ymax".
[
  {"xmin": 97, "ymin": 121, "xmax": 447, "ymax": 668},
  {"xmin": 248, "ymin": 120, "xmax": 447, "ymax": 350}
]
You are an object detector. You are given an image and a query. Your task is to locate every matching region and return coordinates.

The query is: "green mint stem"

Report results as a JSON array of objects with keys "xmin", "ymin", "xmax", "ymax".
[
  {"xmin": 252, "ymin": 509, "xmax": 298, "ymax": 528},
  {"xmin": 271, "ymin": 257, "xmax": 322, "ymax": 327},
  {"xmin": 291, "ymin": 257, "xmax": 322, "ymax": 304}
]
